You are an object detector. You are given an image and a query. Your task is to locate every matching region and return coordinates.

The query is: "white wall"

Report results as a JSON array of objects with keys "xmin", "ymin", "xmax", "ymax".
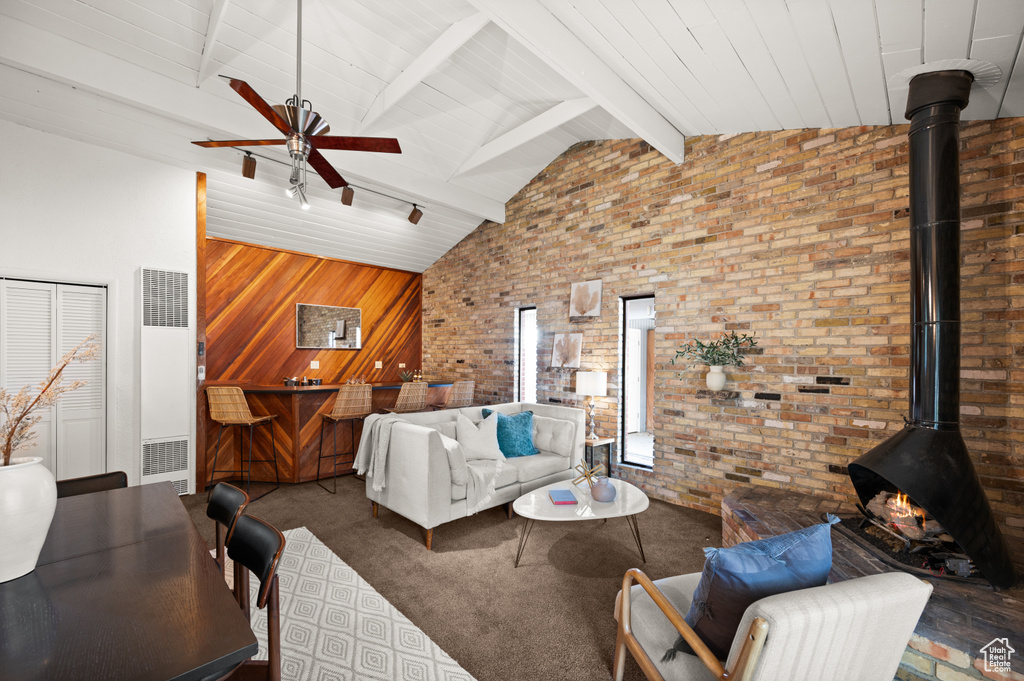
[{"xmin": 0, "ymin": 118, "xmax": 196, "ymax": 486}]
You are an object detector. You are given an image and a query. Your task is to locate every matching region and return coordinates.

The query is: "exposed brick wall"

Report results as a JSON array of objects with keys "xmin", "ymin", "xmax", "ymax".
[{"xmin": 422, "ymin": 120, "xmax": 1024, "ymax": 568}]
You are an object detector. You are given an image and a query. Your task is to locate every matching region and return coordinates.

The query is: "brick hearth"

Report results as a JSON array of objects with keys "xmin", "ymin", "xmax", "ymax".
[{"xmin": 723, "ymin": 487, "xmax": 1022, "ymax": 681}]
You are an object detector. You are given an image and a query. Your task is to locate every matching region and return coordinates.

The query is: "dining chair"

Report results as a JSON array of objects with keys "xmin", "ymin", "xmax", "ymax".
[
  {"xmin": 223, "ymin": 514, "xmax": 286, "ymax": 681},
  {"xmin": 206, "ymin": 386, "xmax": 280, "ymax": 501},
  {"xmin": 384, "ymin": 381, "xmax": 428, "ymax": 414},
  {"xmin": 428, "ymin": 380, "xmax": 475, "ymax": 410},
  {"xmin": 318, "ymin": 384, "xmax": 373, "ymax": 494},
  {"xmin": 56, "ymin": 471, "xmax": 128, "ymax": 498},
  {"xmin": 206, "ymin": 482, "xmax": 250, "ymax": 610},
  {"xmin": 613, "ymin": 569, "xmax": 931, "ymax": 681}
]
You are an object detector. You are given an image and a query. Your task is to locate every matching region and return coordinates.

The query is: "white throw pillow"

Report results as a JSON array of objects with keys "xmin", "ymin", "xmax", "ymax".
[
  {"xmin": 438, "ymin": 433, "xmax": 468, "ymax": 485},
  {"xmin": 457, "ymin": 412, "xmax": 504, "ymax": 461}
]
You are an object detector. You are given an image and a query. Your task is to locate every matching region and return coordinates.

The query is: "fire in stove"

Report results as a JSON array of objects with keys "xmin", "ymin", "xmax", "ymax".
[{"xmin": 855, "ymin": 491, "xmax": 978, "ymax": 580}]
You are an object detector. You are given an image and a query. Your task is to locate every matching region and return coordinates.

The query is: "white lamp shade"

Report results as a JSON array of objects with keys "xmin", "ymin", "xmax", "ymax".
[{"xmin": 575, "ymin": 371, "xmax": 607, "ymax": 397}]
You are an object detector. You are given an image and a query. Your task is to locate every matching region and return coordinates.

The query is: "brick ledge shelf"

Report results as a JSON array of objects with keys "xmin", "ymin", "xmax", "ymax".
[{"xmin": 722, "ymin": 487, "xmax": 1023, "ymax": 681}]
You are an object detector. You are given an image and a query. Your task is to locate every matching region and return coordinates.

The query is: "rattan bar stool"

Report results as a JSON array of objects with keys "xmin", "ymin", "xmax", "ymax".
[
  {"xmin": 428, "ymin": 380, "xmax": 475, "ymax": 410},
  {"xmin": 317, "ymin": 384, "xmax": 373, "ymax": 494},
  {"xmin": 384, "ymin": 381, "xmax": 428, "ymax": 414},
  {"xmin": 206, "ymin": 386, "xmax": 280, "ymax": 501}
]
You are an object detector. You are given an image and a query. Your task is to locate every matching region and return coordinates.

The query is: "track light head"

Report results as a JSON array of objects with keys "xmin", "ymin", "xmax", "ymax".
[
  {"xmin": 408, "ymin": 204, "xmax": 423, "ymax": 225},
  {"xmin": 341, "ymin": 186, "xmax": 354, "ymax": 206},
  {"xmin": 241, "ymin": 153, "xmax": 256, "ymax": 179}
]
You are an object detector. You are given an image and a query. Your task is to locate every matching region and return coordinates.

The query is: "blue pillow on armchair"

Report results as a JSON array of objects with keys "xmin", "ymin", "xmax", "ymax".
[
  {"xmin": 481, "ymin": 409, "xmax": 537, "ymax": 458},
  {"xmin": 665, "ymin": 514, "xmax": 840, "ymax": 661}
]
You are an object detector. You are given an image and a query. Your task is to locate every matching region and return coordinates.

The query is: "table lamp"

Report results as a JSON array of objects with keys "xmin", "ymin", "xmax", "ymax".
[{"xmin": 575, "ymin": 370, "xmax": 607, "ymax": 440}]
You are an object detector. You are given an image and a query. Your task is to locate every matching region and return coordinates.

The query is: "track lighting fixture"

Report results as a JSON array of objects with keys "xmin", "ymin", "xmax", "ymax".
[
  {"xmin": 408, "ymin": 204, "xmax": 423, "ymax": 225},
  {"xmin": 242, "ymin": 152, "xmax": 256, "ymax": 179},
  {"xmin": 341, "ymin": 186, "xmax": 354, "ymax": 206}
]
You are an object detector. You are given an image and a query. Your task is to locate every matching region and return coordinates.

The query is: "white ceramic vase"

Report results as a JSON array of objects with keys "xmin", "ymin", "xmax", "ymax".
[
  {"xmin": 0, "ymin": 457, "xmax": 57, "ymax": 583},
  {"xmin": 705, "ymin": 365, "xmax": 727, "ymax": 391}
]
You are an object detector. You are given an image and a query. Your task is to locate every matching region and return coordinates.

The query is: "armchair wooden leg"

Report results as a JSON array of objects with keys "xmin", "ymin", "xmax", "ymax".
[
  {"xmin": 371, "ymin": 501, "xmax": 378, "ymax": 519},
  {"xmin": 612, "ymin": 626, "xmax": 628, "ymax": 681},
  {"xmin": 506, "ymin": 502, "xmax": 514, "ymax": 519},
  {"xmin": 425, "ymin": 528, "xmax": 433, "ymax": 550}
]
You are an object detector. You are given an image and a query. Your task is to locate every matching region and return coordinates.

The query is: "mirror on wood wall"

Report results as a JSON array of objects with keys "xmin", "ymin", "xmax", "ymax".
[{"xmin": 296, "ymin": 304, "xmax": 362, "ymax": 349}]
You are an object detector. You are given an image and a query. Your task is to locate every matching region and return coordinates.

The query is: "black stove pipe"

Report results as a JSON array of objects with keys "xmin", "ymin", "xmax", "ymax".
[
  {"xmin": 906, "ymin": 71, "xmax": 969, "ymax": 429},
  {"xmin": 849, "ymin": 70, "xmax": 1017, "ymax": 588}
]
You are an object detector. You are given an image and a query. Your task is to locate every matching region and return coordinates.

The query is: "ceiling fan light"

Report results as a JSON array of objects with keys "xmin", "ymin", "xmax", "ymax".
[
  {"xmin": 297, "ymin": 185, "xmax": 310, "ymax": 210},
  {"xmin": 408, "ymin": 205, "xmax": 423, "ymax": 225},
  {"xmin": 241, "ymin": 153, "xmax": 256, "ymax": 179},
  {"xmin": 285, "ymin": 185, "xmax": 298, "ymax": 198},
  {"xmin": 341, "ymin": 186, "xmax": 354, "ymax": 206}
]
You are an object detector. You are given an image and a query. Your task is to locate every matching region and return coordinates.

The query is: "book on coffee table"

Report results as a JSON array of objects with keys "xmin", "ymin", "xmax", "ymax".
[{"xmin": 549, "ymin": 489, "xmax": 577, "ymax": 505}]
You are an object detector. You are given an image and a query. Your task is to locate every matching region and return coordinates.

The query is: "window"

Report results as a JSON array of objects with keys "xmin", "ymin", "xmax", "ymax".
[
  {"xmin": 620, "ymin": 296, "xmax": 655, "ymax": 467},
  {"xmin": 517, "ymin": 307, "xmax": 537, "ymax": 403}
]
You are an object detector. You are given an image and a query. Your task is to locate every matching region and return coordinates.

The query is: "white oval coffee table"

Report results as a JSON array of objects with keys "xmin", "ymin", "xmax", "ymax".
[{"xmin": 511, "ymin": 478, "xmax": 650, "ymax": 567}]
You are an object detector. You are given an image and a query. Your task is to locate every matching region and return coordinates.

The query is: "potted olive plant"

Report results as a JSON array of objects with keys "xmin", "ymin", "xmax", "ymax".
[
  {"xmin": 672, "ymin": 331, "xmax": 757, "ymax": 390},
  {"xmin": 0, "ymin": 336, "xmax": 98, "ymax": 583}
]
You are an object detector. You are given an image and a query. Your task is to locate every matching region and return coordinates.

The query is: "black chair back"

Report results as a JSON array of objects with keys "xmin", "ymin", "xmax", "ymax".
[
  {"xmin": 207, "ymin": 483, "xmax": 249, "ymax": 542},
  {"xmin": 56, "ymin": 471, "xmax": 128, "ymax": 499},
  {"xmin": 227, "ymin": 515, "xmax": 286, "ymax": 609}
]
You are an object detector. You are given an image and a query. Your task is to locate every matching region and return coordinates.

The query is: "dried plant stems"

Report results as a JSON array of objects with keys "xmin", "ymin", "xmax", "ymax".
[{"xmin": 1, "ymin": 335, "xmax": 100, "ymax": 466}]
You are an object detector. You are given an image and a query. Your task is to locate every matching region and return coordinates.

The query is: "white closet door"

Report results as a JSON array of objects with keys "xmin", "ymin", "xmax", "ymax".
[
  {"xmin": 56, "ymin": 285, "xmax": 106, "ymax": 480},
  {"xmin": 0, "ymin": 280, "xmax": 57, "ymax": 471}
]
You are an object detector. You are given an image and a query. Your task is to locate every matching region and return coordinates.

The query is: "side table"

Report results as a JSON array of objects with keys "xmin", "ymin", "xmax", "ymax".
[{"xmin": 585, "ymin": 436, "xmax": 615, "ymax": 471}]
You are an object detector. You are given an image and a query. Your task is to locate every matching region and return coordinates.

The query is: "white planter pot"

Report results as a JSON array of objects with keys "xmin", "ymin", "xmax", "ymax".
[
  {"xmin": 705, "ymin": 365, "xmax": 727, "ymax": 391},
  {"xmin": 0, "ymin": 457, "xmax": 57, "ymax": 583}
]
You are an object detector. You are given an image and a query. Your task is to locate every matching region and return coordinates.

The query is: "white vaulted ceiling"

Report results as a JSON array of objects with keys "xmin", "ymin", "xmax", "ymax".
[{"xmin": 1, "ymin": 0, "xmax": 1023, "ymax": 271}]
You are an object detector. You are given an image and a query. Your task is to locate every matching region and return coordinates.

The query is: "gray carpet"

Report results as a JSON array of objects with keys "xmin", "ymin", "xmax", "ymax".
[{"xmin": 182, "ymin": 476, "xmax": 721, "ymax": 681}]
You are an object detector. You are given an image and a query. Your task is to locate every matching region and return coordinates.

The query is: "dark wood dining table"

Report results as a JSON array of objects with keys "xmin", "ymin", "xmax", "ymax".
[{"xmin": 0, "ymin": 482, "xmax": 258, "ymax": 681}]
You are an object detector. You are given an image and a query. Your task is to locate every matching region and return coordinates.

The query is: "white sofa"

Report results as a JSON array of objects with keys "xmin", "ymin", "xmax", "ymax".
[{"xmin": 366, "ymin": 402, "xmax": 585, "ymax": 549}]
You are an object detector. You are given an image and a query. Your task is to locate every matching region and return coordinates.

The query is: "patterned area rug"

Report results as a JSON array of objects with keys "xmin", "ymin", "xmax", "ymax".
[{"xmin": 245, "ymin": 527, "xmax": 477, "ymax": 681}]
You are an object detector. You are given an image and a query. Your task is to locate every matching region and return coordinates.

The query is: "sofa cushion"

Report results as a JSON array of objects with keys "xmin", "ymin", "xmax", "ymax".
[
  {"xmin": 667, "ymin": 515, "xmax": 840, "ymax": 661},
  {"xmin": 451, "ymin": 482, "xmax": 467, "ymax": 501},
  {"xmin": 430, "ymin": 421, "xmax": 457, "ymax": 440},
  {"xmin": 492, "ymin": 459, "xmax": 519, "ymax": 489},
  {"xmin": 532, "ymin": 414, "xmax": 576, "ymax": 458},
  {"xmin": 482, "ymin": 409, "xmax": 538, "ymax": 458},
  {"xmin": 456, "ymin": 413, "xmax": 504, "ymax": 461},
  {"xmin": 459, "ymin": 404, "xmax": 521, "ymax": 422},
  {"xmin": 504, "ymin": 454, "xmax": 569, "ymax": 483},
  {"xmin": 437, "ymin": 433, "xmax": 468, "ymax": 486}
]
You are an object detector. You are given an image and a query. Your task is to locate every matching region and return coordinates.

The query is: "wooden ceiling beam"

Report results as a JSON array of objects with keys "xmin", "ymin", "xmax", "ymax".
[
  {"xmin": 359, "ymin": 13, "xmax": 489, "ymax": 132},
  {"xmin": 196, "ymin": 0, "xmax": 231, "ymax": 87},
  {"xmin": 467, "ymin": 0, "xmax": 686, "ymax": 164},
  {"xmin": 454, "ymin": 97, "xmax": 596, "ymax": 176}
]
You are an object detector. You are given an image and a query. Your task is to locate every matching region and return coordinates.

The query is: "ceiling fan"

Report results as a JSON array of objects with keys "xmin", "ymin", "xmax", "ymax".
[{"xmin": 192, "ymin": 0, "xmax": 401, "ymax": 208}]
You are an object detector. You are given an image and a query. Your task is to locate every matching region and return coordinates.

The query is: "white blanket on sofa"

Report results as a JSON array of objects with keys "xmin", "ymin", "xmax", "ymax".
[{"xmin": 354, "ymin": 414, "xmax": 403, "ymax": 491}]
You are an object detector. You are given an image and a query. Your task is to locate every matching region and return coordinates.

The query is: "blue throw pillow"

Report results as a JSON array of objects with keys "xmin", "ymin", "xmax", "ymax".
[
  {"xmin": 665, "ymin": 514, "xmax": 839, "ymax": 661},
  {"xmin": 481, "ymin": 409, "xmax": 537, "ymax": 458}
]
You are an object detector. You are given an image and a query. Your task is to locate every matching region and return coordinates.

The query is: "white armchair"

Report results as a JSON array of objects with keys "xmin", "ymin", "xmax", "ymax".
[{"xmin": 614, "ymin": 569, "xmax": 932, "ymax": 681}]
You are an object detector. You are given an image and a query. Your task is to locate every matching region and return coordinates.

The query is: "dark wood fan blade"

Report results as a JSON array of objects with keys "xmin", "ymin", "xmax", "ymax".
[
  {"xmin": 221, "ymin": 76, "xmax": 293, "ymax": 136},
  {"xmin": 192, "ymin": 139, "xmax": 287, "ymax": 147},
  {"xmin": 307, "ymin": 136, "xmax": 402, "ymax": 153},
  {"xmin": 307, "ymin": 148, "xmax": 348, "ymax": 188}
]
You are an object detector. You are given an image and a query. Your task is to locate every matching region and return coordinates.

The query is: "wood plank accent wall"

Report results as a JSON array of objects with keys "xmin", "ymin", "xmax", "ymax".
[
  {"xmin": 205, "ymin": 238, "xmax": 422, "ymax": 385},
  {"xmin": 201, "ymin": 238, "xmax": 422, "ymax": 487}
]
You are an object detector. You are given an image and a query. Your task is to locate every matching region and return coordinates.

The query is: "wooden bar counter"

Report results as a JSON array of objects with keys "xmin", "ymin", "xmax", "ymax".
[{"xmin": 200, "ymin": 380, "xmax": 454, "ymax": 490}]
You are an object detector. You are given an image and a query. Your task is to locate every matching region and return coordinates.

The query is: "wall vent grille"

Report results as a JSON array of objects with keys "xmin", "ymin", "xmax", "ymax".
[
  {"xmin": 170, "ymin": 479, "xmax": 189, "ymax": 495},
  {"xmin": 142, "ymin": 438, "xmax": 188, "ymax": 476},
  {"xmin": 142, "ymin": 269, "xmax": 188, "ymax": 328}
]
